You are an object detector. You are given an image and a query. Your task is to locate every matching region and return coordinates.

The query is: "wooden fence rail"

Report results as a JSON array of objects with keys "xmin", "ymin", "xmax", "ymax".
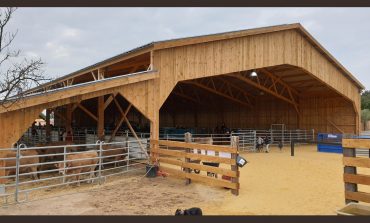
[
  {"xmin": 150, "ymin": 135, "xmax": 240, "ymax": 195},
  {"xmin": 342, "ymin": 138, "xmax": 370, "ymax": 204}
]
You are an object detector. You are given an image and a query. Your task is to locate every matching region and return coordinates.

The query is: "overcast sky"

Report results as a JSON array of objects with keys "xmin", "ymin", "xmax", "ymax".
[{"xmin": 5, "ymin": 7, "xmax": 370, "ymax": 90}]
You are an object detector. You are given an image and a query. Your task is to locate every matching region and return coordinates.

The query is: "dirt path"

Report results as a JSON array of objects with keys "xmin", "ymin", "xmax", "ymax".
[
  {"xmin": 0, "ymin": 173, "xmax": 227, "ymax": 215},
  {"xmin": 1, "ymin": 145, "xmax": 363, "ymax": 215}
]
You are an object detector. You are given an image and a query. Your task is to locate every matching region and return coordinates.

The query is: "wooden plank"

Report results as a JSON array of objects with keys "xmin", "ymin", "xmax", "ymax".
[
  {"xmin": 184, "ymin": 132, "xmax": 192, "ymax": 185},
  {"xmin": 343, "ymin": 147, "xmax": 358, "ymax": 204},
  {"xmin": 230, "ymin": 136, "xmax": 239, "ymax": 195},
  {"xmin": 344, "ymin": 173, "xmax": 370, "ymax": 186},
  {"xmin": 159, "ymin": 166, "xmax": 238, "ymax": 190},
  {"xmin": 343, "ymin": 157, "xmax": 370, "ymax": 168},
  {"xmin": 151, "ymin": 148, "xmax": 235, "ymax": 165},
  {"xmin": 345, "ymin": 191, "xmax": 370, "ymax": 203},
  {"xmin": 152, "ymin": 157, "xmax": 238, "ymax": 178},
  {"xmin": 152, "ymin": 139, "xmax": 236, "ymax": 153},
  {"xmin": 343, "ymin": 139, "xmax": 370, "ymax": 149}
]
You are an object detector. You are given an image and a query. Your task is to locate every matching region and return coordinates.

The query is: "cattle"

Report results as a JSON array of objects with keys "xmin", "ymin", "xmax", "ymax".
[
  {"xmin": 101, "ymin": 144, "xmax": 128, "ymax": 168},
  {"xmin": 35, "ymin": 142, "xmax": 85, "ymax": 171},
  {"xmin": 54, "ymin": 150, "xmax": 99, "ymax": 186},
  {"xmin": 175, "ymin": 207, "xmax": 203, "ymax": 216},
  {"xmin": 5, "ymin": 149, "xmax": 40, "ymax": 181}
]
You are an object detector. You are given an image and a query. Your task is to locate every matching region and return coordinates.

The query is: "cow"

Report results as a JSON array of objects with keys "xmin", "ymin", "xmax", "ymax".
[
  {"xmin": 35, "ymin": 142, "xmax": 84, "ymax": 171},
  {"xmin": 5, "ymin": 149, "xmax": 40, "ymax": 181},
  {"xmin": 101, "ymin": 144, "xmax": 128, "ymax": 168},
  {"xmin": 54, "ymin": 150, "xmax": 99, "ymax": 186}
]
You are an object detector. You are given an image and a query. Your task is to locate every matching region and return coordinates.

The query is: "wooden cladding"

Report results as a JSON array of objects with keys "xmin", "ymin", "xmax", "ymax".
[
  {"xmin": 342, "ymin": 138, "xmax": 370, "ymax": 204},
  {"xmin": 151, "ymin": 139, "xmax": 236, "ymax": 153},
  {"xmin": 343, "ymin": 139, "xmax": 370, "ymax": 149},
  {"xmin": 150, "ymin": 138, "xmax": 240, "ymax": 195}
]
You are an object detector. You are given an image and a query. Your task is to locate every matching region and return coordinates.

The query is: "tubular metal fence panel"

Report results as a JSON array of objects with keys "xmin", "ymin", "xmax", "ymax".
[
  {"xmin": 158, "ymin": 128, "xmax": 314, "ymax": 152},
  {"xmin": 0, "ymin": 139, "xmax": 149, "ymax": 206}
]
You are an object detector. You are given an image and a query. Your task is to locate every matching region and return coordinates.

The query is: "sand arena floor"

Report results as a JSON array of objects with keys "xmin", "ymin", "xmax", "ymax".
[{"xmin": 1, "ymin": 144, "xmax": 367, "ymax": 215}]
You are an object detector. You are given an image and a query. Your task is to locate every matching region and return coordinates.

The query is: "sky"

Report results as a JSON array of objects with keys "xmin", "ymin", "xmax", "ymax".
[{"xmin": 5, "ymin": 7, "xmax": 370, "ymax": 90}]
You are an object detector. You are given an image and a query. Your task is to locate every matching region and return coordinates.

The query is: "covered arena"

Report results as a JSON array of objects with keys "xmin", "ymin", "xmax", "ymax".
[{"xmin": 0, "ymin": 23, "xmax": 365, "ymax": 203}]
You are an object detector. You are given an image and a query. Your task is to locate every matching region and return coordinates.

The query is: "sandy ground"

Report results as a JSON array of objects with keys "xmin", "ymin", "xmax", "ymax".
[{"xmin": 0, "ymin": 145, "xmax": 366, "ymax": 215}]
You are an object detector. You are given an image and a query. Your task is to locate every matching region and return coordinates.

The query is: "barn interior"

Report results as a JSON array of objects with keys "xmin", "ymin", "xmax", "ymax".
[{"xmin": 160, "ymin": 64, "xmax": 357, "ymax": 135}]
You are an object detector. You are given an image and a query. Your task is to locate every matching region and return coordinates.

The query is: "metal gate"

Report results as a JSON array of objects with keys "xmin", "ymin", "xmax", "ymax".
[{"xmin": 0, "ymin": 139, "xmax": 149, "ymax": 205}]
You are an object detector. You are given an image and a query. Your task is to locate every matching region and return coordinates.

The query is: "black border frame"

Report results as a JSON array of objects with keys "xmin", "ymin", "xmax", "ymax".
[
  {"xmin": 1, "ymin": 0, "xmax": 370, "ymax": 7},
  {"xmin": 1, "ymin": 0, "xmax": 370, "ymax": 222}
]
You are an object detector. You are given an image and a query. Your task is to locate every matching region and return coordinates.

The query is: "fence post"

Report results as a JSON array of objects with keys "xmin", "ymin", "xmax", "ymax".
[
  {"xmin": 312, "ymin": 129, "xmax": 315, "ymax": 141},
  {"xmin": 125, "ymin": 130, "xmax": 129, "ymax": 149},
  {"xmin": 343, "ymin": 146, "xmax": 358, "ymax": 204},
  {"xmin": 127, "ymin": 141, "xmax": 130, "ymax": 171},
  {"xmin": 231, "ymin": 136, "xmax": 239, "ymax": 196},
  {"xmin": 98, "ymin": 141, "xmax": 103, "ymax": 185},
  {"xmin": 184, "ymin": 132, "xmax": 192, "ymax": 185},
  {"xmin": 63, "ymin": 146, "xmax": 67, "ymax": 184},
  {"xmin": 270, "ymin": 129, "xmax": 273, "ymax": 144},
  {"xmin": 253, "ymin": 131, "xmax": 256, "ymax": 152},
  {"xmin": 15, "ymin": 144, "xmax": 21, "ymax": 203}
]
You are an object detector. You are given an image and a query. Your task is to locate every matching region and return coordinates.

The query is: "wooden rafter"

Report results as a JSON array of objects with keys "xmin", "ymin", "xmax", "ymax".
[
  {"xmin": 171, "ymin": 85, "xmax": 201, "ymax": 104},
  {"xmin": 217, "ymin": 77, "xmax": 256, "ymax": 104},
  {"xmin": 76, "ymin": 103, "xmax": 98, "ymax": 122},
  {"xmin": 183, "ymin": 77, "xmax": 253, "ymax": 108},
  {"xmin": 91, "ymin": 71, "xmax": 97, "ymax": 81},
  {"xmin": 226, "ymin": 69, "xmax": 300, "ymax": 114}
]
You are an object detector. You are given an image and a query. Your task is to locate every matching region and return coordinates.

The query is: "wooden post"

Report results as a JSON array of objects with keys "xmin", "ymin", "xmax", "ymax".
[
  {"xmin": 231, "ymin": 136, "xmax": 239, "ymax": 196},
  {"xmin": 343, "ymin": 147, "xmax": 358, "ymax": 204},
  {"xmin": 291, "ymin": 141, "xmax": 295, "ymax": 157},
  {"xmin": 66, "ymin": 104, "xmax": 72, "ymax": 133},
  {"xmin": 150, "ymin": 111, "xmax": 159, "ymax": 162},
  {"xmin": 184, "ymin": 132, "xmax": 192, "ymax": 185},
  {"xmin": 45, "ymin": 108, "xmax": 51, "ymax": 143},
  {"xmin": 98, "ymin": 96, "xmax": 105, "ymax": 141}
]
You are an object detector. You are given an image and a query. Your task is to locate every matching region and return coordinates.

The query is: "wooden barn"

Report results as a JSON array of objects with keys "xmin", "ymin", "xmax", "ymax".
[{"xmin": 0, "ymin": 23, "xmax": 364, "ymax": 150}]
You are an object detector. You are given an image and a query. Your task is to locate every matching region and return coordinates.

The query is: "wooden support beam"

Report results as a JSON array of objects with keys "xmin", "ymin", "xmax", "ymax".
[
  {"xmin": 91, "ymin": 71, "xmax": 97, "ymax": 81},
  {"xmin": 45, "ymin": 108, "xmax": 51, "ymax": 143},
  {"xmin": 227, "ymin": 71, "xmax": 299, "ymax": 113},
  {"xmin": 183, "ymin": 78, "xmax": 253, "ymax": 108},
  {"xmin": 66, "ymin": 104, "xmax": 73, "ymax": 133},
  {"xmin": 112, "ymin": 97, "xmax": 148, "ymax": 157},
  {"xmin": 328, "ymin": 119, "xmax": 344, "ymax": 134},
  {"xmin": 109, "ymin": 99, "xmax": 132, "ymax": 142},
  {"xmin": 172, "ymin": 91, "xmax": 200, "ymax": 104},
  {"xmin": 77, "ymin": 103, "xmax": 98, "ymax": 122},
  {"xmin": 104, "ymin": 93, "xmax": 117, "ymax": 110},
  {"xmin": 98, "ymin": 96, "xmax": 105, "ymax": 140},
  {"xmin": 98, "ymin": 68, "xmax": 105, "ymax": 80},
  {"xmin": 218, "ymin": 77, "xmax": 256, "ymax": 102},
  {"xmin": 54, "ymin": 109, "xmax": 66, "ymax": 122}
]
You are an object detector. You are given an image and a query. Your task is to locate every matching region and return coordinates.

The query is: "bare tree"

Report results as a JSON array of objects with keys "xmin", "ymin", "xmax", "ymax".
[{"xmin": 0, "ymin": 7, "xmax": 50, "ymax": 108}]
